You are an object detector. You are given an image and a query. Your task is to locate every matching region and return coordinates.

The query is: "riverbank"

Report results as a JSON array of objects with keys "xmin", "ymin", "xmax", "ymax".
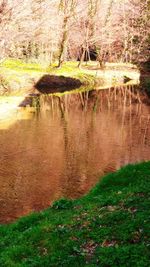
[
  {"xmin": 0, "ymin": 59, "xmax": 140, "ymax": 95},
  {"xmin": 0, "ymin": 161, "xmax": 149, "ymax": 266}
]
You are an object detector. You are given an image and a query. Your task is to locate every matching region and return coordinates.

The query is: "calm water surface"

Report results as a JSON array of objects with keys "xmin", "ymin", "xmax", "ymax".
[{"xmin": 0, "ymin": 85, "xmax": 150, "ymax": 223}]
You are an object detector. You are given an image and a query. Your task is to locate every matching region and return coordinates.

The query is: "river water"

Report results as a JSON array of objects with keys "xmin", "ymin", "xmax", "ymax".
[{"xmin": 0, "ymin": 84, "xmax": 150, "ymax": 223}]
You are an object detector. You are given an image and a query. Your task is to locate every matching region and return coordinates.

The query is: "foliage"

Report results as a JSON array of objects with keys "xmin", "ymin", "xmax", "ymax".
[
  {"xmin": 142, "ymin": 77, "xmax": 150, "ymax": 94},
  {"xmin": 0, "ymin": 161, "xmax": 150, "ymax": 266}
]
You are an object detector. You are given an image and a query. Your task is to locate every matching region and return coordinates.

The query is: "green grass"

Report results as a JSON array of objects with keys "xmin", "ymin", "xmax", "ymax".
[
  {"xmin": 47, "ymin": 62, "xmax": 97, "ymax": 84},
  {"xmin": 0, "ymin": 59, "xmax": 97, "ymax": 84},
  {"xmin": 0, "ymin": 162, "xmax": 150, "ymax": 266},
  {"xmin": 1, "ymin": 58, "xmax": 46, "ymax": 73}
]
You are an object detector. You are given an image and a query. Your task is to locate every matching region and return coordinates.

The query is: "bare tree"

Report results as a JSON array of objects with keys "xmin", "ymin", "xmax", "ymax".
[
  {"xmin": 57, "ymin": 0, "xmax": 77, "ymax": 68},
  {"xmin": 0, "ymin": 0, "xmax": 149, "ymax": 65}
]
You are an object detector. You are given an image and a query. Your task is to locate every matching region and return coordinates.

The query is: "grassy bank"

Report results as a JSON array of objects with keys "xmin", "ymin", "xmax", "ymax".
[
  {"xmin": 0, "ymin": 59, "xmax": 96, "ymax": 95},
  {"xmin": 0, "ymin": 162, "xmax": 150, "ymax": 267},
  {"xmin": 0, "ymin": 59, "xmax": 140, "ymax": 96}
]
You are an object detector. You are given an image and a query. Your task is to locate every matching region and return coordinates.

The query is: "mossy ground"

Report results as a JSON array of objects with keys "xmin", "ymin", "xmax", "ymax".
[{"xmin": 0, "ymin": 162, "xmax": 150, "ymax": 267}]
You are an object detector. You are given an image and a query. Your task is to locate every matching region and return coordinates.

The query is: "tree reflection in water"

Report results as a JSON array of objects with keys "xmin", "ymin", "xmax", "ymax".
[{"xmin": 0, "ymin": 84, "xmax": 150, "ymax": 223}]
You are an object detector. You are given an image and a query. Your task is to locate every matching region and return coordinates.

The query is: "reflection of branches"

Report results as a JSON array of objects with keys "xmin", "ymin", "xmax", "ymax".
[
  {"xmin": 40, "ymin": 84, "xmax": 148, "ymax": 116},
  {"xmin": 142, "ymin": 115, "xmax": 150, "ymax": 145},
  {"xmin": 58, "ymin": 96, "xmax": 65, "ymax": 117},
  {"xmin": 36, "ymin": 86, "xmax": 150, "ymax": 195}
]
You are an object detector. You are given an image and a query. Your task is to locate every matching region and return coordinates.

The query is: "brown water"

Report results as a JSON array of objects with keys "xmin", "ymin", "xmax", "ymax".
[{"xmin": 0, "ymin": 85, "xmax": 150, "ymax": 223}]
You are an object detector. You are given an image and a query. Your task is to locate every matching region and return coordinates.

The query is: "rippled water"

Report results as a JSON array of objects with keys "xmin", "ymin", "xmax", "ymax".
[{"xmin": 0, "ymin": 85, "xmax": 150, "ymax": 223}]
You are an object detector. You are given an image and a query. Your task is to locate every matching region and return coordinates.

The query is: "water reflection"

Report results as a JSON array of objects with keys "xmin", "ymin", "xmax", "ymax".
[{"xmin": 0, "ymin": 85, "xmax": 150, "ymax": 223}]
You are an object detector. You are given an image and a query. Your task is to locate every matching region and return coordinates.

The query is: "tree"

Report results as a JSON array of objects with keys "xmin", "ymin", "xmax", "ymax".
[
  {"xmin": 78, "ymin": 0, "xmax": 101, "ymax": 68},
  {"xmin": 57, "ymin": 0, "xmax": 77, "ymax": 68},
  {"xmin": 0, "ymin": 0, "xmax": 149, "ymax": 65}
]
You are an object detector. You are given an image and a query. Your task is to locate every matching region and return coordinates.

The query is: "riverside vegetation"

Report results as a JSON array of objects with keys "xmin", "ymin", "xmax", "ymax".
[{"xmin": 0, "ymin": 162, "xmax": 150, "ymax": 267}]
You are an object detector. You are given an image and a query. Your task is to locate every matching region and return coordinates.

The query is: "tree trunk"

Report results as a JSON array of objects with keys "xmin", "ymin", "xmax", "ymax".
[
  {"xmin": 57, "ymin": 17, "xmax": 68, "ymax": 68},
  {"xmin": 78, "ymin": 48, "xmax": 86, "ymax": 68}
]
